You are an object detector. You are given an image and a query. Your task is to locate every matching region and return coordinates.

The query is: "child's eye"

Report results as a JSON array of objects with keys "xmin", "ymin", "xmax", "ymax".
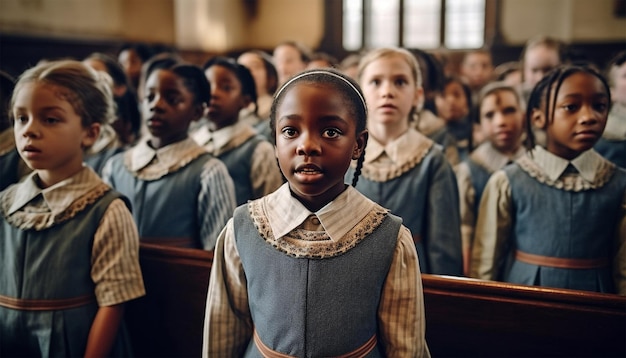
[
  {"xmin": 322, "ymin": 128, "xmax": 342, "ymax": 139},
  {"xmin": 369, "ymin": 79, "xmax": 381, "ymax": 86},
  {"xmin": 395, "ymin": 79, "xmax": 408, "ymax": 87},
  {"xmin": 145, "ymin": 93, "xmax": 156, "ymax": 103},
  {"xmin": 593, "ymin": 102, "xmax": 608, "ymax": 112},
  {"xmin": 44, "ymin": 117, "xmax": 60, "ymax": 124},
  {"xmin": 502, "ymin": 107, "xmax": 518, "ymax": 115},
  {"xmin": 14, "ymin": 115, "xmax": 27, "ymax": 124},
  {"xmin": 482, "ymin": 111, "xmax": 494, "ymax": 120},
  {"xmin": 281, "ymin": 127, "xmax": 298, "ymax": 138},
  {"xmin": 562, "ymin": 103, "xmax": 579, "ymax": 112}
]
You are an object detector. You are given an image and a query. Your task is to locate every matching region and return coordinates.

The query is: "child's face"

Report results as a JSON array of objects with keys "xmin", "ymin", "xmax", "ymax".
[
  {"xmin": 360, "ymin": 55, "xmax": 420, "ymax": 129},
  {"xmin": 205, "ymin": 65, "xmax": 247, "ymax": 130},
  {"xmin": 118, "ymin": 49, "xmax": 142, "ymax": 84},
  {"xmin": 12, "ymin": 82, "xmax": 98, "ymax": 186},
  {"xmin": 524, "ymin": 45, "xmax": 560, "ymax": 88},
  {"xmin": 274, "ymin": 45, "xmax": 307, "ymax": 86},
  {"xmin": 480, "ymin": 90, "xmax": 524, "ymax": 154},
  {"xmin": 143, "ymin": 69, "xmax": 199, "ymax": 148},
  {"xmin": 536, "ymin": 72, "xmax": 609, "ymax": 160},
  {"xmin": 435, "ymin": 81, "xmax": 469, "ymax": 123},
  {"xmin": 238, "ymin": 53, "xmax": 269, "ymax": 97},
  {"xmin": 462, "ymin": 53, "xmax": 493, "ymax": 89},
  {"xmin": 611, "ymin": 63, "xmax": 626, "ymax": 106},
  {"xmin": 274, "ymin": 82, "xmax": 366, "ymax": 211}
]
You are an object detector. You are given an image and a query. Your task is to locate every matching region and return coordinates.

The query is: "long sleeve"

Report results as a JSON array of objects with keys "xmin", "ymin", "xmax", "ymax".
[
  {"xmin": 614, "ymin": 189, "xmax": 626, "ymax": 295},
  {"xmin": 470, "ymin": 170, "xmax": 513, "ymax": 280},
  {"xmin": 203, "ymin": 219, "xmax": 253, "ymax": 357},
  {"xmin": 378, "ymin": 226, "xmax": 430, "ymax": 358},
  {"xmin": 91, "ymin": 198, "xmax": 145, "ymax": 306},
  {"xmin": 425, "ymin": 151, "xmax": 463, "ymax": 276},
  {"xmin": 250, "ymin": 140, "xmax": 283, "ymax": 199},
  {"xmin": 455, "ymin": 162, "xmax": 476, "ymax": 276},
  {"xmin": 198, "ymin": 158, "xmax": 237, "ymax": 250}
]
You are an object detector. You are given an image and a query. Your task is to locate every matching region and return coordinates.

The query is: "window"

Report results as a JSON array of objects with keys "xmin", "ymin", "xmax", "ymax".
[{"xmin": 343, "ymin": 0, "xmax": 486, "ymax": 50}]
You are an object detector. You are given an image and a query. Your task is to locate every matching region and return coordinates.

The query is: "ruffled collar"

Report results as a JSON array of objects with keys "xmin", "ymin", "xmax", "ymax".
[
  {"xmin": 517, "ymin": 146, "xmax": 615, "ymax": 191},
  {"xmin": 1, "ymin": 166, "xmax": 110, "ymax": 230},
  {"xmin": 190, "ymin": 120, "xmax": 257, "ymax": 156},
  {"xmin": 360, "ymin": 128, "xmax": 434, "ymax": 182},
  {"xmin": 248, "ymin": 183, "xmax": 389, "ymax": 259},
  {"xmin": 124, "ymin": 137, "xmax": 208, "ymax": 180},
  {"xmin": 470, "ymin": 142, "xmax": 524, "ymax": 174}
]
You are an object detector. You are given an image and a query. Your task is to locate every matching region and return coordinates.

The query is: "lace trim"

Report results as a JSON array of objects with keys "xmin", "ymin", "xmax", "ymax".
[
  {"xmin": 248, "ymin": 200, "xmax": 389, "ymax": 259},
  {"xmin": 124, "ymin": 145, "xmax": 208, "ymax": 181},
  {"xmin": 1, "ymin": 183, "xmax": 111, "ymax": 231},
  {"xmin": 359, "ymin": 140, "xmax": 434, "ymax": 182},
  {"xmin": 517, "ymin": 155, "xmax": 616, "ymax": 192}
]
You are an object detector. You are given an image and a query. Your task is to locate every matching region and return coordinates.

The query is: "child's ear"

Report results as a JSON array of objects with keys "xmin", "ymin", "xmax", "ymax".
[
  {"xmin": 531, "ymin": 109, "xmax": 546, "ymax": 129},
  {"xmin": 81, "ymin": 122, "xmax": 100, "ymax": 149},
  {"xmin": 352, "ymin": 129, "xmax": 368, "ymax": 160}
]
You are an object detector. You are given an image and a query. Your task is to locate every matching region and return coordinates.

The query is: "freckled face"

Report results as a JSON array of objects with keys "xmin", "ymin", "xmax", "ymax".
[{"xmin": 274, "ymin": 82, "xmax": 366, "ymax": 211}]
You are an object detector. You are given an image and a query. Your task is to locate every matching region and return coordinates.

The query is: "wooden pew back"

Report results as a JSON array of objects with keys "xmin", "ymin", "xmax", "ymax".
[
  {"xmin": 125, "ymin": 243, "xmax": 626, "ymax": 357},
  {"xmin": 423, "ymin": 274, "xmax": 626, "ymax": 357}
]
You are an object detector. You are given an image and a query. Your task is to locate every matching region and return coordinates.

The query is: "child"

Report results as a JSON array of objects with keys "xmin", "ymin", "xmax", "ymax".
[
  {"xmin": 460, "ymin": 48, "xmax": 494, "ymax": 103},
  {"xmin": 102, "ymin": 60, "xmax": 236, "ymax": 250},
  {"xmin": 456, "ymin": 81, "xmax": 526, "ymax": 275},
  {"xmin": 117, "ymin": 42, "xmax": 154, "ymax": 92},
  {"xmin": 203, "ymin": 68, "xmax": 429, "ymax": 357},
  {"xmin": 470, "ymin": 65, "xmax": 626, "ymax": 295},
  {"xmin": 191, "ymin": 56, "xmax": 282, "ymax": 206},
  {"xmin": 0, "ymin": 70, "xmax": 30, "ymax": 191},
  {"xmin": 0, "ymin": 60, "xmax": 145, "ymax": 356},
  {"xmin": 595, "ymin": 50, "xmax": 626, "ymax": 168},
  {"xmin": 349, "ymin": 47, "xmax": 463, "ymax": 276},
  {"xmin": 237, "ymin": 50, "xmax": 278, "ymax": 121},
  {"xmin": 521, "ymin": 35, "xmax": 564, "ymax": 96},
  {"xmin": 273, "ymin": 40, "xmax": 311, "ymax": 86},
  {"xmin": 433, "ymin": 76, "xmax": 474, "ymax": 164}
]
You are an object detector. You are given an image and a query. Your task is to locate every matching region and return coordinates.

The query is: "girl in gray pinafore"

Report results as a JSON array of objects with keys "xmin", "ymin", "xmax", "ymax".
[{"xmin": 204, "ymin": 69, "xmax": 430, "ymax": 357}]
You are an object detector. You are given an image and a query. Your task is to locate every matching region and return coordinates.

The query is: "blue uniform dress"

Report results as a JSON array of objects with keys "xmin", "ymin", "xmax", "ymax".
[
  {"xmin": 471, "ymin": 147, "xmax": 626, "ymax": 294},
  {"xmin": 0, "ymin": 168, "xmax": 145, "ymax": 357},
  {"xmin": 455, "ymin": 142, "xmax": 525, "ymax": 268},
  {"xmin": 102, "ymin": 137, "xmax": 236, "ymax": 250},
  {"xmin": 191, "ymin": 121, "xmax": 283, "ymax": 206},
  {"xmin": 347, "ymin": 128, "xmax": 463, "ymax": 276},
  {"xmin": 595, "ymin": 105, "xmax": 626, "ymax": 168}
]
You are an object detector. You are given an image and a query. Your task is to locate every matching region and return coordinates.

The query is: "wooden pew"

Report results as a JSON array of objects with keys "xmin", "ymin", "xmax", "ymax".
[
  {"xmin": 125, "ymin": 243, "xmax": 213, "ymax": 358},
  {"xmin": 422, "ymin": 274, "xmax": 626, "ymax": 357},
  {"xmin": 125, "ymin": 243, "xmax": 626, "ymax": 357}
]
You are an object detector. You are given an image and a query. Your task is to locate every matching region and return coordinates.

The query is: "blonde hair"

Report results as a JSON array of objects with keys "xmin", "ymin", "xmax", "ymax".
[
  {"xmin": 357, "ymin": 47, "xmax": 423, "ymax": 88},
  {"xmin": 12, "ymin": 60, "xmax": 116, "ymax": 127}
]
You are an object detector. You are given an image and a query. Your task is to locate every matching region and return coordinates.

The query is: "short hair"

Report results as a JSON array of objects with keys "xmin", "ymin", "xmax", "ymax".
[
  {"xmin": 239, "ymin": 50, "xmax": 279, "ymax": 95},
  {"xmin": 84, "ymin": 52, "xmax": 131, "ymax": 89},
  {"xmin": 474, "ymin": 81, "xmax": 525, "ymax": 123},
  {"xmin": 203, "ymin": 56, "xmax": 258, "ymax": 114},
  {"xmin": 274, "ymin": 41, "xmax": 312, "ymax": 63},
  {"xmin": 12, "ymin": 60, "xmax": 116, "ymax": 127}
]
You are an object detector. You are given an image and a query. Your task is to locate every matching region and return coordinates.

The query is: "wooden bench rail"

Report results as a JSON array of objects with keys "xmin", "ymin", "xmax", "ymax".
[
  {"xmin": 422, "ymin": 274, "xmax": 626, "ymax": 357},
  {"xmin": 125, "ymin": 244, "xmax": 626, "ymax": 357}
]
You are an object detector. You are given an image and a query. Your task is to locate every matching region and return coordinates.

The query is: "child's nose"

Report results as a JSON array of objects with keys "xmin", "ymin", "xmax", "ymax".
[
  {"xmin": 296, "ymin": 133, "xmax": 321, "ymax": 156},
  {"xmin": 579, "ymin": 105, "xmax": 598, "ymax": 124},
  {"xmin": 21, "ymin": 119, "xmax": 40, "ymax": 138}
]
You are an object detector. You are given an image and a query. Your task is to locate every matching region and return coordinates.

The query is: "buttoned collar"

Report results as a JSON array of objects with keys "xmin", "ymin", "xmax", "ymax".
[{"xmin": 531, "ymin": 145, "xmax": 602, "ymax": 182}]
